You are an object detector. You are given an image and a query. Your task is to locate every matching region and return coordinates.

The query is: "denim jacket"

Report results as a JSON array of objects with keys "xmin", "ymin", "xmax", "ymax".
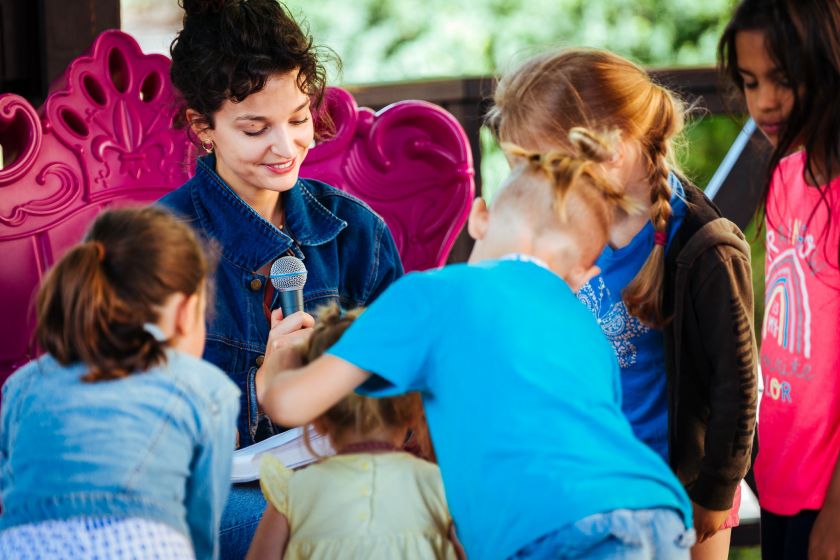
[
  {"xmin": 0, "ymin": 351, "xmax": 240, "ymax": 560},
  {"xmin": 159, "ymin": 155, "xmax": 403, "ymax": 446}
]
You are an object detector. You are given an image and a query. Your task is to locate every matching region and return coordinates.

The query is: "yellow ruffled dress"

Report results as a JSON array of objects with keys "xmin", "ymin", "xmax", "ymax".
[{"xmin": 259, "ymin": 451, "xmax": 457, "ymax": 560}]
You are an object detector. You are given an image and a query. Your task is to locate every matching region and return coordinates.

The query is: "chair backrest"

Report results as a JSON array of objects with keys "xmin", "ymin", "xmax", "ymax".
[{"xmin": 0, "ymin": 30, "xmax": 474, "ymax": 381}]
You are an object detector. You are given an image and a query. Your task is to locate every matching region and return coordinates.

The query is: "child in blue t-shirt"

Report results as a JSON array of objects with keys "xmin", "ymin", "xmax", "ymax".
[{"xmin": 257, "ymin": 129, "xmax": 696, "ymax": 560}]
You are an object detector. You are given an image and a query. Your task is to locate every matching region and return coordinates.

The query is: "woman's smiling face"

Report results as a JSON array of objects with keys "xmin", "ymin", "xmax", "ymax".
[{"xmin": 195, "ymin": 70, "xmax": 314, "ymax": 201}]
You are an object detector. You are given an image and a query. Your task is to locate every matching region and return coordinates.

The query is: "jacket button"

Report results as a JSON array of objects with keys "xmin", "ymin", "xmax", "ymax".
[
  {"xmin": 256, "ymin": 355, "xmax": 265, "ymax": 367},
  {"xmin": 249, "ymin": 278, "xmax": 263, "ymax": 291}
]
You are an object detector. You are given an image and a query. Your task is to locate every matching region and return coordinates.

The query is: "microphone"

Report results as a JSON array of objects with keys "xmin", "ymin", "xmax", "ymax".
[{"xmin": 269, "ymin": 255, "xmax": 307, "ymax": 317}]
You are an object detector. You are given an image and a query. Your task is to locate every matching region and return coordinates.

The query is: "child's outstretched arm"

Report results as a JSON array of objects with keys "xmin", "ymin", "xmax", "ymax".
[
  {"xmin": 246, "ymin": 504, "xmax": 289, "ymax": 560},
  {"xmin": 258, "ymin": 354, "xmax": 370, "ymax": 427}
]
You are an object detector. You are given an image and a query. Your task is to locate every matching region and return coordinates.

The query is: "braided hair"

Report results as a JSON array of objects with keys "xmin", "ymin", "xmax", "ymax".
[{"xmin": 488, "ymin": 48, "xmax": 686, "ymax": 326}]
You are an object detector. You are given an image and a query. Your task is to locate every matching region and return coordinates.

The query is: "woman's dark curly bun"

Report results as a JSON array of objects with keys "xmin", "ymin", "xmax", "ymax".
[{"xmin": 170, "ymin": 0, "xmax": 333, "ymax": 129}]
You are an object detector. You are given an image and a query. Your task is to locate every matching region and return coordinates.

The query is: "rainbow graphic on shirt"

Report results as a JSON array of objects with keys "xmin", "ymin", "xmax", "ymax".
[{"xmin": 763, "ymin": 247, "xmax": 812, "ymax": 359}]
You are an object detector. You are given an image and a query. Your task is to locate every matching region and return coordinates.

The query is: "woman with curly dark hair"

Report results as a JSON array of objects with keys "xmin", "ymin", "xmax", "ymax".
[{"xmin": 159, "ymin": 1, "xmax": 404, "ymax": 556}]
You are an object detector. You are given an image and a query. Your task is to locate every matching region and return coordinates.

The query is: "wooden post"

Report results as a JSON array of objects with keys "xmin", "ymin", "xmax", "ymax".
[
  {"xmin": 40, "ymin": 0, "xmax": 120, "ymax": 95},
  {"xmin": 0, "ymin": 0, "xmax": 119, "ymax": 101},
  {"xmin": 0, "ymin": 0, "xmax": 41, "ymax": 99}
]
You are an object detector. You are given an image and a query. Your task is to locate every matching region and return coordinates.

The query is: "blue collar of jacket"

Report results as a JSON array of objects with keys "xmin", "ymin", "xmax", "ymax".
[{"xmin": 190, "ymin": 154, "xmax": 347, "ymax": 269}]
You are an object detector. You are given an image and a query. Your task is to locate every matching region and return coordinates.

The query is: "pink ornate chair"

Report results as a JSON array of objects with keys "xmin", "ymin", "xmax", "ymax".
[{"xmin": 0, "ymin": 30, "xmax": 475, "ymax": 382}]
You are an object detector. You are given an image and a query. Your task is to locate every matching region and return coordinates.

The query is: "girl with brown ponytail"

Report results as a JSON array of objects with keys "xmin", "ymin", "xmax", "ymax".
[
  {"xmin": 0, "ymin": 207, "xmax": 240, "ymax": 560},
  {"xmin": 487, "ymin": 48, "xmax": 759, "ymax": 559}
]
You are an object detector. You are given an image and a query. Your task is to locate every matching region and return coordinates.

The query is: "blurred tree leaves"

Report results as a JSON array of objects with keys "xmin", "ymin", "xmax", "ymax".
[
  {"xmin": 283, "ymin": 0, "xmax": 746, "ymax": 199},
  {"xmin": 284, "ymin": 0, "xmax": 737, "ymax": 83}
]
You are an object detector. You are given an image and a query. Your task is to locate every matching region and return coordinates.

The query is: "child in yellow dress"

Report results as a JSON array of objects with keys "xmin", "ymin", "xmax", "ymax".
[{"xmin": 246, "ymin": 305, "xmax": 459, "ymax": 560}]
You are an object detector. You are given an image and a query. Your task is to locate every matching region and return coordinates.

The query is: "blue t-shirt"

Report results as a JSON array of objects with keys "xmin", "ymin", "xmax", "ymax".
[
  {"xmin": 577, "ymin": 174, "xmax": 688, "ymax": 462},
  {"xmin": 329, "ymin": 259, "xmax": 692, "ymax": 560}
]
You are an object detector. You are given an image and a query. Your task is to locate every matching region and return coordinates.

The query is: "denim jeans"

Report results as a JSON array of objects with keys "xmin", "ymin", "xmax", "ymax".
[
  {"xmin": 219, "ymin": 483, "xmax": 265, "ymax": 560},
  {"xmin": 510, "ymin": 508, "xmax": 695, "ymax": 559}
]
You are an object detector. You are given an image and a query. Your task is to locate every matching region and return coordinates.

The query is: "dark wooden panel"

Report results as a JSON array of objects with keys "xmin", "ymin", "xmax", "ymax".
[
  {"xmin": 651, "ymin": 67, "xmax": 745, "ymax": 115},
  {"xmin": 0, "ymin": 0, "xmax": 119, "ymax": 101},
  {"xmin": 350, "ymin": 68, "xmax": 741, "ymax": 116},
  {"xmin": 0, "ymin": 0, "xmax": 41, "ymax": 98},
  {"xmin": 39, "ymin": 0, "xmax": 120, "ymax": 92}
]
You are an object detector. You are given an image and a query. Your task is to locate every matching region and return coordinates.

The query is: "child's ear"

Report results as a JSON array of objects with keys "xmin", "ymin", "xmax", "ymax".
[
  {"xmin": 566, "ymin": 264, "xmax": 601, "ymax": 293},
  {"xmin": 467, "ymin": 197, "xmax": 490, "ymax": 241},
  {"xmin": 174, "ymin": 292, "xmax": 202, "ymax": 337},
  {"xmin": 602, "ymin": 139, "xmax": 628, "ymax": 172}
]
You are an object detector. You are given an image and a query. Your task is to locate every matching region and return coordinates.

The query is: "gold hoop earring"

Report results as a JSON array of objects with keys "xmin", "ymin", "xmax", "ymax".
[{"xmin": 200, "ymin": 140, "xmax": 214, "ymax": 153}]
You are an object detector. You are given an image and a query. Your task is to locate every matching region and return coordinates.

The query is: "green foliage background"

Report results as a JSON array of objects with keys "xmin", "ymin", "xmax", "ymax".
[
  {"xmin": 124, "ymin": 0, "xmax": 749, "ymax": 193},
  {"xmin": 275, "ymin": 0, "xmax": 744, "ymax": 193},
  {"xmin": 284, "ymin": 0, "xmax": 735, "ymax": 82}
]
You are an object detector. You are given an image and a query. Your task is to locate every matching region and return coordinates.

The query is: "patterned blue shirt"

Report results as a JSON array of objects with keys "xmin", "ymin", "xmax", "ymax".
[{"xmin": 577, "ymin": 173, "xmax": 687, "ymax": 462}]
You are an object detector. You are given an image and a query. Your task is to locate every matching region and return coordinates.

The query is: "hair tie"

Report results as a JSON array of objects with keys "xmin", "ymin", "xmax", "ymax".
[
  {"xmin": 142, "ymin": 322, "xmax": 168, "ymax": 342},
  {"xmin": 653, "ymin": 231, "xmax": 667, "ymax": 247}
]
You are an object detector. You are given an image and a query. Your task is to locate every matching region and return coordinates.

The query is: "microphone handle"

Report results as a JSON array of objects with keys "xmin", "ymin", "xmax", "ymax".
[{"xmin": 278, "ymin": 289, "xmax": 304, "ymax": 317}]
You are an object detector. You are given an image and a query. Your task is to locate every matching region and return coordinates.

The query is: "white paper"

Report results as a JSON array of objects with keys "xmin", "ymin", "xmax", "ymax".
[{"xmin": 231, "ymin": 427, "xmax": 335, "ymax": 483}]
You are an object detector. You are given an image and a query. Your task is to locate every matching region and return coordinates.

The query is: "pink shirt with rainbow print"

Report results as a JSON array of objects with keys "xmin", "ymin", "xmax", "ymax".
[{"xmin": 755, "ymin": 151, "xmax": 840, "ymax": 515}]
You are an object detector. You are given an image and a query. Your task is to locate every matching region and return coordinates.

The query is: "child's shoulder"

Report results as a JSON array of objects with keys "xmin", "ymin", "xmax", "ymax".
[
  {"xmin": 401, "ymin": 260, "xmax": 529, "ymax": 290},
  {"xmin": 386, "ymin": 265, "xmax": 471, "ymax": 298},
  {"xmin": 156, "ymin": 351, "xmax": 241, "ymax": 406},
  {"xmin": 772, "ymin": 151, "xmax": 808, "ymax": 187},
  {"xmin": 318, "ymin": 453, "xmax": 448, "ymax": 499},
  {"xmin": 380, "ymin": 453, "xmax": 446, "ymax": 487},
  {"xmin": 2, "ymin": 355, "xmax": 56, "ymax": 400},
  {"xmin": 307, "ymin": 451, "xmax": 442, "ymax": 479}
]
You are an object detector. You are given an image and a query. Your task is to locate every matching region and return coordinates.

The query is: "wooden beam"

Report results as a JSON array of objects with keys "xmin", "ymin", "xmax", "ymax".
[
  {"xmin": 650, "ymin": 67, "xmax": 745, "ymax": 115},
  {"xmin": 39, "ymin": 0, "xmax": 120, "ymax": 95},
  {"xmin": 0, "ymin": 0, "xmax": 40, "ymax": 98},
  {"xmin": 349, "ymin": 68, "xmax": 743, "ymax": 116}
]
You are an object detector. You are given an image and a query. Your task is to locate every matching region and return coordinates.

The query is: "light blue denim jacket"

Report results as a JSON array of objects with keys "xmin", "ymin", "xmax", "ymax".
[
  {"xmin": 0, "ymin": 350, "xmax": 240, "ymax": 560},
  {"xmin": 159, "ymin": 154, "xmax": 403, "ymax": 446}
]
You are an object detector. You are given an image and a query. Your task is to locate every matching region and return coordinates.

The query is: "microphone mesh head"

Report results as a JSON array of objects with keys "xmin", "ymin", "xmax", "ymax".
[{"xmin": 270, "ymin": 256, "xmax": 307, "ymax": 291}]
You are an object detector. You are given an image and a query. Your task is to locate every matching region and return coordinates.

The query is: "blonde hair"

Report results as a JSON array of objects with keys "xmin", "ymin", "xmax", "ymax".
[
  {"xmin": 302, "ymin": 304, "xmax": 427, "ymax": 455},
  {"xmin": 487, "ymin": 48, "xmax": 686, "ymax": 326},
  {"xmin": 499, "ymin": 127, "xmax": 639, "ymax": 265}
]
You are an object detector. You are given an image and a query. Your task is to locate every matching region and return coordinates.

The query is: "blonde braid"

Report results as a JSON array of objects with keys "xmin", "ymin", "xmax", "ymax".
[
  {"xmin": 569, "ymin": 128, "xmax": 643, "ymax": 216},
  {"xmin": 622, "ymin": 142, "xmax": 674, "ymax": 327},
  {"xmin": 501, "ymin": 127, "xmax": 641, "ymax": 221}
]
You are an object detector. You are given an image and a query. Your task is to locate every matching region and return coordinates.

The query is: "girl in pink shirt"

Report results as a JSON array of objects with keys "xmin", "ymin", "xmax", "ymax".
[{"xmin": 719, "ymin": 1, "xmax": 840, "ymax": 558}]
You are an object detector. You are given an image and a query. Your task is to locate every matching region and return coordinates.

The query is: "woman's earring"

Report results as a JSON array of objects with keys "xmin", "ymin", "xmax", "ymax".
[{"xmin": 200, "ymin": 139, "xmax": 215, "ymax": 153}]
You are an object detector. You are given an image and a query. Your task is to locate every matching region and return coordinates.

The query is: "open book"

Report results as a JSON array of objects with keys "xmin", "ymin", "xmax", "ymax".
[{"xmin": 231, "ymin": 427, "xmax": 335, "ymax": 483}]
